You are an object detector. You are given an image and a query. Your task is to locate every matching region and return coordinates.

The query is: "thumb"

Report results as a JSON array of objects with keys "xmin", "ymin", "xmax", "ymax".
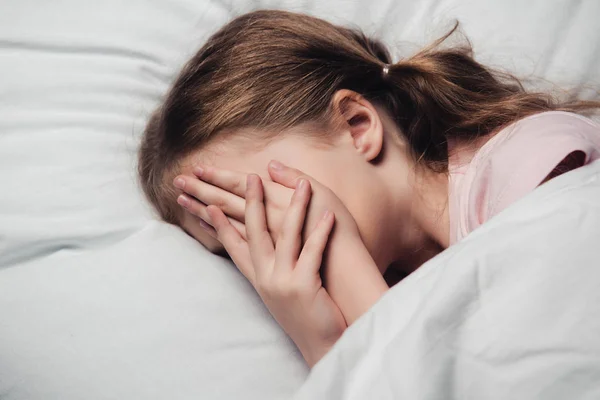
[{"xmin": 268, "ymin": 160, "xmax": 309, "ymax": 188}]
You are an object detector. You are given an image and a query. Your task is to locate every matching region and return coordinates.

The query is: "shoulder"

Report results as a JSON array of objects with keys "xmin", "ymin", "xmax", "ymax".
[
  {"xmin": 501, "ymin": 111, "xmax": 600, "ymax": 144},
  {"xmin": 459, "ymin": 111, "xmax": 600, "ymax": 238},
  {"xmin": 477, "ymin": 111, "xmax": 599, "ymax": 159}
]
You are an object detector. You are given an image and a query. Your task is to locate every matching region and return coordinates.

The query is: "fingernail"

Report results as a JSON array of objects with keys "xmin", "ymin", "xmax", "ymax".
[
  {"xmin": 298, "ymin": 179, "xmax": 308, "ymax": 190},
  {"xmin": 198, "ymin": 219, "xmax": 212, "ymax": 231},
  {"xmin": 269, "ymin": 160, "xmax": 283, "ymax": 170},
  {"xmin": 322, "ymin": 210, "xmax": 332, "ymax": 220},
  {"xmin": 193, "ymin": 166, "xmax": 204, "ymax": 177},
  {"xmin": 174, "ymin": 177, "xmax": 185, "ymax": 189},
  {"xmin": 177, "ymin": 194, "xmax": 190, "ymax": 208}
]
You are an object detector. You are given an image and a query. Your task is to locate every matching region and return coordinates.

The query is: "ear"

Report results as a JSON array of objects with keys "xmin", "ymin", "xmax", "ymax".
[{"xmin": 331, "ymin": 89, "xmax": 384, "ymax": 162}]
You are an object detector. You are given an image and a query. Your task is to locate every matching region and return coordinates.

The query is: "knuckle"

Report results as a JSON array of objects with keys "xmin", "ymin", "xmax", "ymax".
[
  {"xmin": 258, "ymin": 276, "xmax": 300, "ymax": 300},
  {"xmin": 231, "ymin": 178, "xmax": 243, "ymax": 193},
  {"xmin": 213, "ymin": 197, "xmax": 228, "ymax": 210}
]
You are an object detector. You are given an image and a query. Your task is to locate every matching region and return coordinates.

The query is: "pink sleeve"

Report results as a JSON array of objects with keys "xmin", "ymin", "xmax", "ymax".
[{"xmin": 466, "ymin": 112, "xmax": 600, "ymax": 233}]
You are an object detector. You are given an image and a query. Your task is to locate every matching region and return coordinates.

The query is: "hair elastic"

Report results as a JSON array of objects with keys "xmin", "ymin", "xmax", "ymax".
[{"xmin": 382, "ymin": 64, "xmax": 391, "ymax": 78}]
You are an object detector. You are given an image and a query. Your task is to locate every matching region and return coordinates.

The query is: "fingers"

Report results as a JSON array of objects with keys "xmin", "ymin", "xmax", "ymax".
[
  {"xmin": 206, "ymin": 205, "xmax": 255, "ymax": 283},
  {"xmin": 245, "ymin": 174, "xmax": 275, "ymax": 273},
  {"xmin": 177, "ymin": 194, "xmax": 247, "ymax": 240},
  {"xmin": 177, "ymin": 193, "xmax": 211, "ymax": 225},
  {"xmin": 268, "ymin": 160, "xmax": 309, "ymax": 189},
  {"xmin": 174, "ymin": 175, "xmax": 245, "ymax": 221},
  {"xmin": 274, "ymin": 179, "xmax": 311, "ymax": 269},
  {"xmin": 192, "ymin": 165, "xmax": 247, "ymax": 197},
  {"xmin": 297, "ymin": 211, "xmax": 335, "ymax": 274}
]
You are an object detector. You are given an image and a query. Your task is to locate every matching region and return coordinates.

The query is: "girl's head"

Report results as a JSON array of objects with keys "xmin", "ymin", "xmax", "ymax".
[{"xmin": 139, "ymin": 10, "xmax": 597, "ymax": 267}]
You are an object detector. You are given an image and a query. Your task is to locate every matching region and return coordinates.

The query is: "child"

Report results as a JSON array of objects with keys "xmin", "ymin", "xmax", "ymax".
[{"xmin": 138, "ymin": 10, "xmax": 600, "ymax": 366}]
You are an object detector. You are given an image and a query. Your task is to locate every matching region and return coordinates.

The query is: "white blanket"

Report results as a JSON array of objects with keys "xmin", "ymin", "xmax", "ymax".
[{"xmin": 296, "ymin": 161, "xmax": 600, "ymax": 400}]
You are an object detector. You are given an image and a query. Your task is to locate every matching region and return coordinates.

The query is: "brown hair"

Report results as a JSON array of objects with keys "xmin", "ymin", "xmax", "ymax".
[{"xmin": 138, "ymin": 9, "xmax": 599, "ymax": 224}]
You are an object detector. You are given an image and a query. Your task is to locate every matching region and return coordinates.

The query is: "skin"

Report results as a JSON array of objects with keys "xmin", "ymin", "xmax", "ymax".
[
  {"xmin": 178, "ymin": 91, "xmax": 449, "ymax": 276},
  {"xmin": 180, "ymin": 159, "xmax": 392, "ymax": 329},
  {"xmin": 172, "ymin": 90, "xmax": 451, "ymax": 365},
  {"xmin": 204, "ymin": 174, "xmax": 346, "ymax": 367}
]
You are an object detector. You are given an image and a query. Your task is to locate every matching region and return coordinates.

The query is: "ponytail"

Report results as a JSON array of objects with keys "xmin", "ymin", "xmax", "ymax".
[{"xmin": 374, "ymin": 24, "xmax": 600, "ymax": 171}]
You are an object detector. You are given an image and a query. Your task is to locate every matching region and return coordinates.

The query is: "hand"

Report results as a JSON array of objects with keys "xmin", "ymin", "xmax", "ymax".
[
  {"xmin": 263, "ymin": 162, "xmax": 390, "ymax": 323},
  {"xmin": 174, "ymin": 160, "xmax": 389, "ymax": 325},
  {"xmin": 206, "ymin": 174, "xmax": 346, "ymax": 367},
  {"xmin": 174, "ymin": 165, "xmax": 294, "ymax": 243},
  {"xmin": 173, "ymin": 161, "xmax": 360, "ymax": 244}
]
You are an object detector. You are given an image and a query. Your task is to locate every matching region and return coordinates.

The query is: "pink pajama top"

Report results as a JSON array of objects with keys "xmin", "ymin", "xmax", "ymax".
[{"xmin": 448, "ymin": 111, "xmax": 600, "ymax": 245}]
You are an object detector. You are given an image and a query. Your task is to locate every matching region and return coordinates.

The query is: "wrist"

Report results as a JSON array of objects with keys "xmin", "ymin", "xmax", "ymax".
[
  {"xmin": 295, "ymin": 333, "xmax": 340, "ymax": 368},
  {"xmin": 324, "ymin": 232, "xmax": 388, "ymax": 325}
]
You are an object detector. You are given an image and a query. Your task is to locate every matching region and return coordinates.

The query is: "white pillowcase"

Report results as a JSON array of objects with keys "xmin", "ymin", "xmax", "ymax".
[
  {"xmin": 1, "ymin": 0, "xmax": 598, "ymax": 267},
  {"xmin": 0, "ymin": 0, "xmax": 234, "ymax": 267},
  {"xmin": 0, "ymin": 222, "xmax": 308, "ymax": 399}
]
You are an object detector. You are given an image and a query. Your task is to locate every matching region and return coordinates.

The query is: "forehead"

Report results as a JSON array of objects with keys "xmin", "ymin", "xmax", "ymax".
[
  {"xmin": 181, "ymin": 129, "xmax": 334, "ymax": 178},
  {"xmin": 178, "ymin": 130, "xmax": 335, "ymax": 254}
]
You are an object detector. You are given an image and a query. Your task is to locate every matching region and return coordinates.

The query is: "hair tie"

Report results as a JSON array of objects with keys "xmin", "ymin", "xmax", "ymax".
[{"xmin": 382, "ymin": 64, "xmax": 391, "ymax": 78}]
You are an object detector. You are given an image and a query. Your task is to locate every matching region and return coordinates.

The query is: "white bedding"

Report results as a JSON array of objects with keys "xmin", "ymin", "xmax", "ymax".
[
  {"xmin": 1, "ymin": 0, "xmax": 599, "ymax": 399},
  {"xmin": 295, "ymin": 161, "xmax": 600, "ymax": 400},
  {"xmin": 0, "ymin": 223, "xmax": 308, "ymax": 399}
]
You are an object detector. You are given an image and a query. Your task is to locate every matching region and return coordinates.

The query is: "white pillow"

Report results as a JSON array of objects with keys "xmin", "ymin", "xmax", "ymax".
[
  {"xmin": 0, "ymin": 0, "xmax": 232, "ymax": 267},
  {"xmin": 0, "ymin": 222, "xmax": 308, "ymax": 399},
  {"xmin": 1, "ymin": 0, "xmax": 598, "ymax": 267}
]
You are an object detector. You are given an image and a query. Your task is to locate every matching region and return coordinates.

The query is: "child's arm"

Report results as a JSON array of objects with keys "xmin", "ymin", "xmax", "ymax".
[{"xmin": 266, "ymin": 161, "xmax": 389, "ymax": 324}]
